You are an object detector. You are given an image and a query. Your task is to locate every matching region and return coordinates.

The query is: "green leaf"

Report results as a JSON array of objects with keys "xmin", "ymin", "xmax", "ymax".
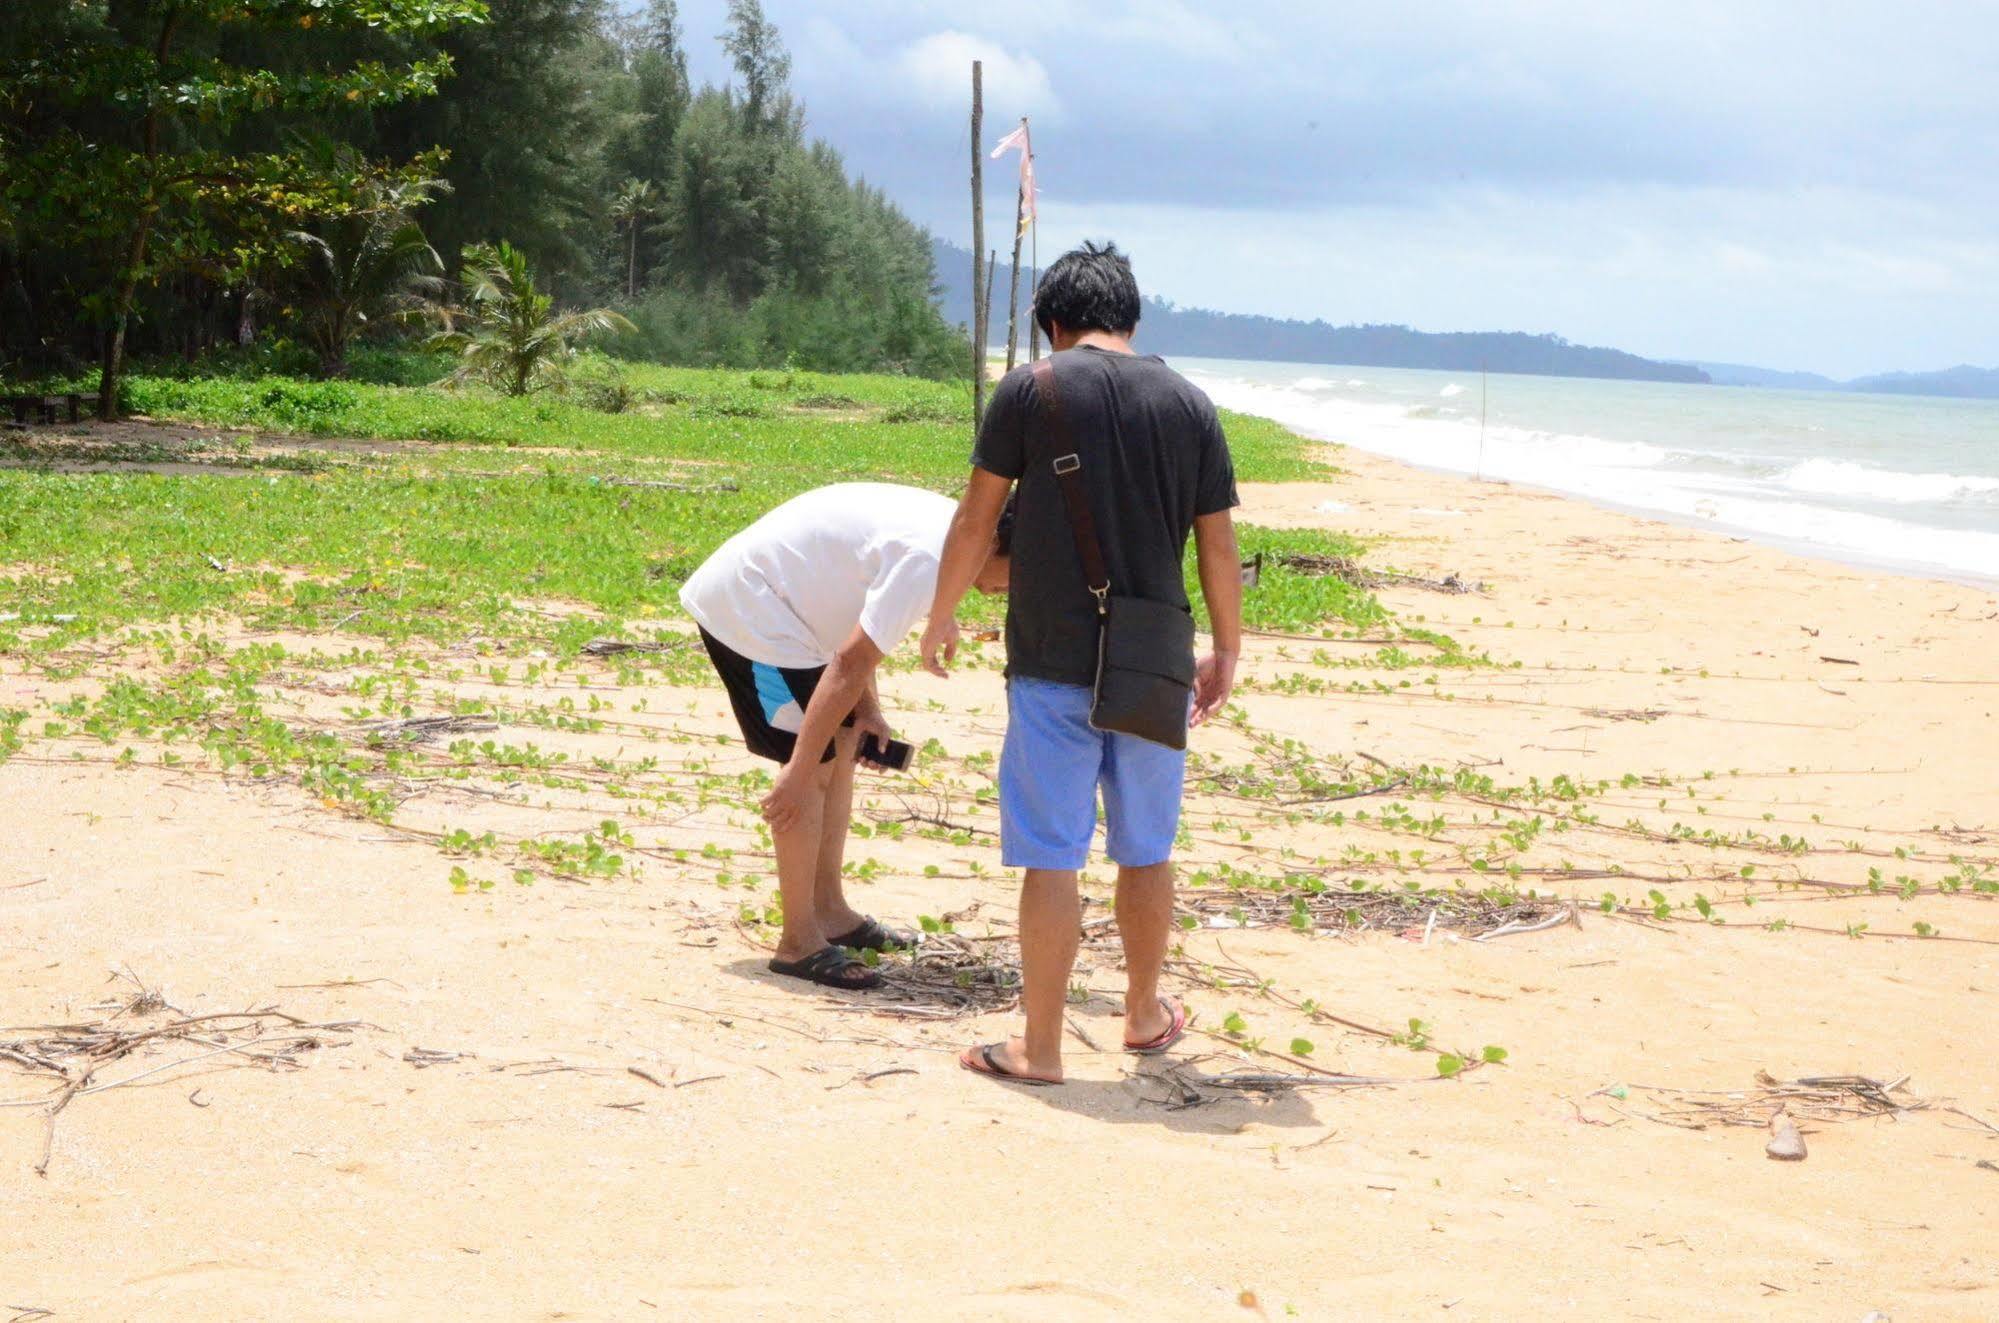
[
  {"xmin": 1289, "ymin": 1038, "xmax": 1315, "ymax": 1057},
  {"xmin": 1481, "ymin": 1045, "xmax": 1508, "ymax": 1063},
  {"xmin": 1222, "ymin": 1011, "xmax": 1248, "ymax": 1037},
  {"xmin": 1435, "ymin": 1053, "xmax": 1465, "ymax": 1078},
  {"xmin": 1694, "ymin": 894, "xmax": 1713, "ymax": 919}
]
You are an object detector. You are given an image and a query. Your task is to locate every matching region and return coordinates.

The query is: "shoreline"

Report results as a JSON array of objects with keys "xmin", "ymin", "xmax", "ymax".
[
  {"xmin": 1309, "ymin": 439, "xmax": 1999, "ymax": 592},
  {"xmin": 1183, "ymin": 363, "xmax": 1999, "ymax": 591}
]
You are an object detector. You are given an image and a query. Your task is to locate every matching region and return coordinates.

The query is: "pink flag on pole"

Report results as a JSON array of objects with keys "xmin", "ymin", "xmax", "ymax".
[{"xmin": 990, "ymin": 121, "xmax": 1035, "ymax": 234}]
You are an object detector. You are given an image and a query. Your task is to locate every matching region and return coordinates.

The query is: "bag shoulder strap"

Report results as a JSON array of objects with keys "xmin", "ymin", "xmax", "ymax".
[{"xmin": 1031, "ymin": 356, "xmax": 1111, "ymax": 615}]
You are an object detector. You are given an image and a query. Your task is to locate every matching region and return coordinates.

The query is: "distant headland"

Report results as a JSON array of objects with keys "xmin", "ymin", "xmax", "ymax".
[{"xmin": 931, "ymin": 240, "xmax": 1707, "ymax": 384}]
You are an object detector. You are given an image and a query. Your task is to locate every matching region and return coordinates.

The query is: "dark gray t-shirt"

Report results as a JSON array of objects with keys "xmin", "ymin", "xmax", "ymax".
[{"xmin": 971, "ymin": 345, "xmax": 1238, "ymax": 686}]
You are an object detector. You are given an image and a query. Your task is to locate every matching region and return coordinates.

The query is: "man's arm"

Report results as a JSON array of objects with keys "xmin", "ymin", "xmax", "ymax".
[
  {"xmin": 919, "ymin": 467, "xmax": 1013, "ymax": 676},
  {"xmin": 1190, "ymin": 508, "xmax": 1242, "ymax": 727},
  {"xmin": 759, "ymin": 624, "xmax": 883, "ymax": 833}
]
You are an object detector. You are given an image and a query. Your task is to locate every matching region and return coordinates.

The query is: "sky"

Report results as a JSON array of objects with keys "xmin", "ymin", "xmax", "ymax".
[{"xmin": 661, "ymin": 1, "xmax": 1999, "ymax": 378}]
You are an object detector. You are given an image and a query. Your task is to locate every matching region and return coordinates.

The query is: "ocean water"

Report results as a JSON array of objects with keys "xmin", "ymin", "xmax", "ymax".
[{"xmin": 1175, "ymin": 356, "xmax": 1999, "ymax": 580}]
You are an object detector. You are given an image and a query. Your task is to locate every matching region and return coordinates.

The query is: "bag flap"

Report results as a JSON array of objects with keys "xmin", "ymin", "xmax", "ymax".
[{"xmin": 1103, "ymin": 596, "xmax": 1196, "ymax": 685}]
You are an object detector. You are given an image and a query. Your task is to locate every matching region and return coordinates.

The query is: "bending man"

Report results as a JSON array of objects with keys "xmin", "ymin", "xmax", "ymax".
[{"xmin": 682, "ymin": 482, "xmax": 1013, "ymax": 990}]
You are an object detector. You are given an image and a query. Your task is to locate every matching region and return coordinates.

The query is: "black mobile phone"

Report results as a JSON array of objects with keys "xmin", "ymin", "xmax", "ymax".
[{"xmin": 857, "ymin": 734, "xmax": 914, "ymax": 772}]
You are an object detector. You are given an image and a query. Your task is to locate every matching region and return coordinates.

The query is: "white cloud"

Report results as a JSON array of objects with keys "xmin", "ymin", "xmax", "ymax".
[
  {"xmin": 1036, "ymin": 185, "xmax": 1999, "ymax": 377},
  {"xmin": 670, "ymin": 0, "xmax": 1999, "ymax": 370},
  {"xmin": 894, "ymin": 31, "xmax": 1061, "ymax": 122}
]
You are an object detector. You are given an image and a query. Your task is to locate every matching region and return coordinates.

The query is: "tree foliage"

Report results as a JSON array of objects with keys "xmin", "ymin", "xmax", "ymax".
[
  {"xmin": 3, "ymin": 0, "xmax": 967, "ymax": 391},
  {"xmin": 1, "ymin": 0, "xmax": 488, "ymax": 413},
  {"xmin": 288, "ymin": 154, "xmax": 449, "ymax": 376}
]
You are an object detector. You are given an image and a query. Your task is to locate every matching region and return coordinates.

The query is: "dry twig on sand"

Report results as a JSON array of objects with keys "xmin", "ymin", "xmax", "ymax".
[
  {"xmin": 356, "ymin": 714, "xmax": 497, "ymax": 744},
  {"xmin": 1598, "ymin": 1071, "xmax": 1995, "ymax": 1136},
  {"xmin": 1177, "ymin": 885, "xmax": 1565, "ymax": 940},
  {"xmin": 1274, "ymin": 552, "xmax": 1478, "ymax": 595},
  {"xmin": 0, "ymin": 974, "xmax": 367, "ymax": 1176},
  {"xmin": 1141, "ymin": 1062, "xmax": 1388, "ymax": 1111},
  {"xmin": 580, "ymin": 637, "xmax": 684, "ymax": 657},
  {"xmin": 871, "ymin": 933, "xmax": 1023, "ymax": 1017}
]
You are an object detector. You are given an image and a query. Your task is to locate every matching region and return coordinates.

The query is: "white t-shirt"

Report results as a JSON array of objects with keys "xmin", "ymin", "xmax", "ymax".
[{"xmin": 680, "ymin": 483, "xmax": 957, "ymax": 668}]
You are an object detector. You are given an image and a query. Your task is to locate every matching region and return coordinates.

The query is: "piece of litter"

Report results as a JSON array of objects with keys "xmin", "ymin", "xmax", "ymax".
[
  {"xmin": 1314, "ymin": 500, "xmax": 1351, "ymax": 514},
  {"xmin": 1766, "ymin": 1112, "xmax": 1808, "ymax": 1161}
]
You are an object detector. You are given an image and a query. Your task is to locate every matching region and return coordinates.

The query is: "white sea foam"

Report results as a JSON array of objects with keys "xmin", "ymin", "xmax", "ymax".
[
  {"xmin": 1183, "ymin": 362, "xmax": 1999, "ymax": 579},
  {"xmin": 1781, "ymin": 458, "xmax": 1999, "ymax": 505}
]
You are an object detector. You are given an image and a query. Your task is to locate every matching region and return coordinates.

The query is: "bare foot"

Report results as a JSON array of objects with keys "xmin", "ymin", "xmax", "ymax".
[{"xmin": 959, "ymin": 1036, "xmax": 1062, "ymax": 1084}]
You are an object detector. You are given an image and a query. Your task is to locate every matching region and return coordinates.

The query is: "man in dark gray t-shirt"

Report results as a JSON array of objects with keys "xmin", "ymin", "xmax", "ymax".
[
  {"xmin": 971, "ymin": 345, "xmax": 1239, "ymax": 685},
  {"xmin": 922, "ymin": 241, "xmax": 1244, "ymax": 1087}
]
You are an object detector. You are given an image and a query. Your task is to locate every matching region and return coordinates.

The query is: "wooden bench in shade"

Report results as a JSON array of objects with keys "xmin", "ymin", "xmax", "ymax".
[{"xmin": 3, "ymin": 394, "xmax": 86, "ymax": 425}]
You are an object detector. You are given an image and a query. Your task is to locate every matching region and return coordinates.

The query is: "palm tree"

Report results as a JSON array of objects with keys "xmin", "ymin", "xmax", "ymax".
[
  {"xmin": 608, "ymin": 177, "xmax": 657, "ymax": 300},
  {"xmin": 288, "ymin": 168, "xmax": 449, "ymax": 377},
  {"xmin": 426, "ymin": 241, "xmax": 634, "ymax": 397}
]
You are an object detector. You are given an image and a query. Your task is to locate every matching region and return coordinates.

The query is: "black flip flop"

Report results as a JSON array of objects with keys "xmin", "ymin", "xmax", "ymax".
[
  {"xmin": 768, "ymin": 944, "xmax": 881, "ymax": 990},
  {"xmin": 827, "ymin": 916, "xmax": 917, "ymax": 953},
  {"xmin": 959, "ymin": 1043, "xmax": 1059, "ymax": 1086}
]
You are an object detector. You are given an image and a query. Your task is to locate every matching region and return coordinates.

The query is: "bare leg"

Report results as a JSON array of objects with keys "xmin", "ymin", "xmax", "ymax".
[
  {"xmin": 981, "ymin": 867, "xmax": 1079, "ymax": 1081},
  {"xmin": 1115, "ymin": 862, "xmax": 1176, "ymax": 1043},
  {"xmin": 812, "ymin": 726, "xmax": 866, "ymax": 938},
  {"xmin": 770, "ymin": 754, "xmax": 836, "ymax": 963}
]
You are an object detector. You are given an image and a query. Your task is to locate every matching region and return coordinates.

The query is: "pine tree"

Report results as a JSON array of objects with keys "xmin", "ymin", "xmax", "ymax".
[{"xmin": 4, "ymin": 0, "xmax": 485, "ymax": 415}]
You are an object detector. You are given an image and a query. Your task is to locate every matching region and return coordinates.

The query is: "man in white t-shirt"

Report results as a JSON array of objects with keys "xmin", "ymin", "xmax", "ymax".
[{"xmin": 681, "ymin": 483, "xmax": 1014, "ymax": 990}]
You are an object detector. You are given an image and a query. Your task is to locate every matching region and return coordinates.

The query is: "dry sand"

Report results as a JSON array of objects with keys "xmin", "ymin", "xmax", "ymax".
[{"xmin": 3, "ymin": 446, "xmax": 1996, "ymax": 1321}]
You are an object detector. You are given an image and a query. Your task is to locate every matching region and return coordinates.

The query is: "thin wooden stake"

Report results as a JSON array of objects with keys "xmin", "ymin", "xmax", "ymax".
[
  {"xmin": 1005, "ymin": 118, "xmax": 1028, "ymax": 373},
  {"xmin": 982, "ymin": 250, "xmax": 997, "ymax": 383},
  {"xmin": 1477, "ymin": 361, "xmax": 1488, "ymax": 481},
  {"xmin": 969, "ymin": 60, "xmax": 986, "ymax": 426},
  {"xmin": 1028, "ymin": 217, "xmax": 1041, "ymax": 361}
]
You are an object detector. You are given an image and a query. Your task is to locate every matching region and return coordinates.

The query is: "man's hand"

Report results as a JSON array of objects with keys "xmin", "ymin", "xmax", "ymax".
[
  {"xmin": 923, "ymin": 469, "xmax": 1012, "ymax": 678},
  {"xmin": 852, "ymin": 697, "xmax": 893, "ymax": 745},
  {"xmin": 760, "ymin": 761, "xmax": 814, "ymax": 835},
  {"xmin": 919, "ymin": 614, "xmax": 960, "ymax": 677},
  {"xmin": 1190, "ymin": 649, "xmax": 1238, "ymax": 727}
]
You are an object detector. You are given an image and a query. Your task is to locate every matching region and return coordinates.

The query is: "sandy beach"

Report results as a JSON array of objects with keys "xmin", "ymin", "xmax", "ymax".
[{"xmin": 4, "ymin": 441, "xmax": 1996, "ymax": 1321}]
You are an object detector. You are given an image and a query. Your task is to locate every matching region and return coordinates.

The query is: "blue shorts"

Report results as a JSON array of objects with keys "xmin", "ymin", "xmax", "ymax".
[{"xmin": 999, "ymin": 676, "xmax": 1188, "ymax": 870}]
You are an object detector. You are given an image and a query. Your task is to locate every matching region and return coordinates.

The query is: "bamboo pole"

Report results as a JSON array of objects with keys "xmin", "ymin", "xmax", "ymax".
[
  {"xmin": 983, "ymin": 250, "xmax": 997, "ymax": 379},
  {"xmin": 969, "ymin": 61, "xmax": 986, "ymax": 425},
  {"xmin": 1004, "ymin": 119, "xmax": 1027, "ymax": 372},
  {"xmin": 1028, "ymin": 217, "xmax": 1041, "ymax": 361}
]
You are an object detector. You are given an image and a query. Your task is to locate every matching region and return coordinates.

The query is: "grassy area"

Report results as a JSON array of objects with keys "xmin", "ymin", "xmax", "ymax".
[
  {"xmin": 0, "ymin": 356, "xmax": 1377, "ymax": 657},
  {"xmin": 107, "ymin": 356, "xmax": 1321, "ymax": 482}
]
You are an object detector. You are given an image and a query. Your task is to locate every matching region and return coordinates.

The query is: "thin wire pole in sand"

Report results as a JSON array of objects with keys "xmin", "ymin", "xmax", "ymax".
[{"xmin": 1477, "ymin": 361, "xmax": 1489, "ymax": 481}]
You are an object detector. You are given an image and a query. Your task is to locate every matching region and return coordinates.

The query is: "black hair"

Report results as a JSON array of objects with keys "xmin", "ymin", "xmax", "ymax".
[
  {"xmin": 1033, "ymin": 241, "xmax": 1140, "ymax": 339},
  {"xmin": 994, "ymin": 490, "xmax": 1018, "ymax": 557}
]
